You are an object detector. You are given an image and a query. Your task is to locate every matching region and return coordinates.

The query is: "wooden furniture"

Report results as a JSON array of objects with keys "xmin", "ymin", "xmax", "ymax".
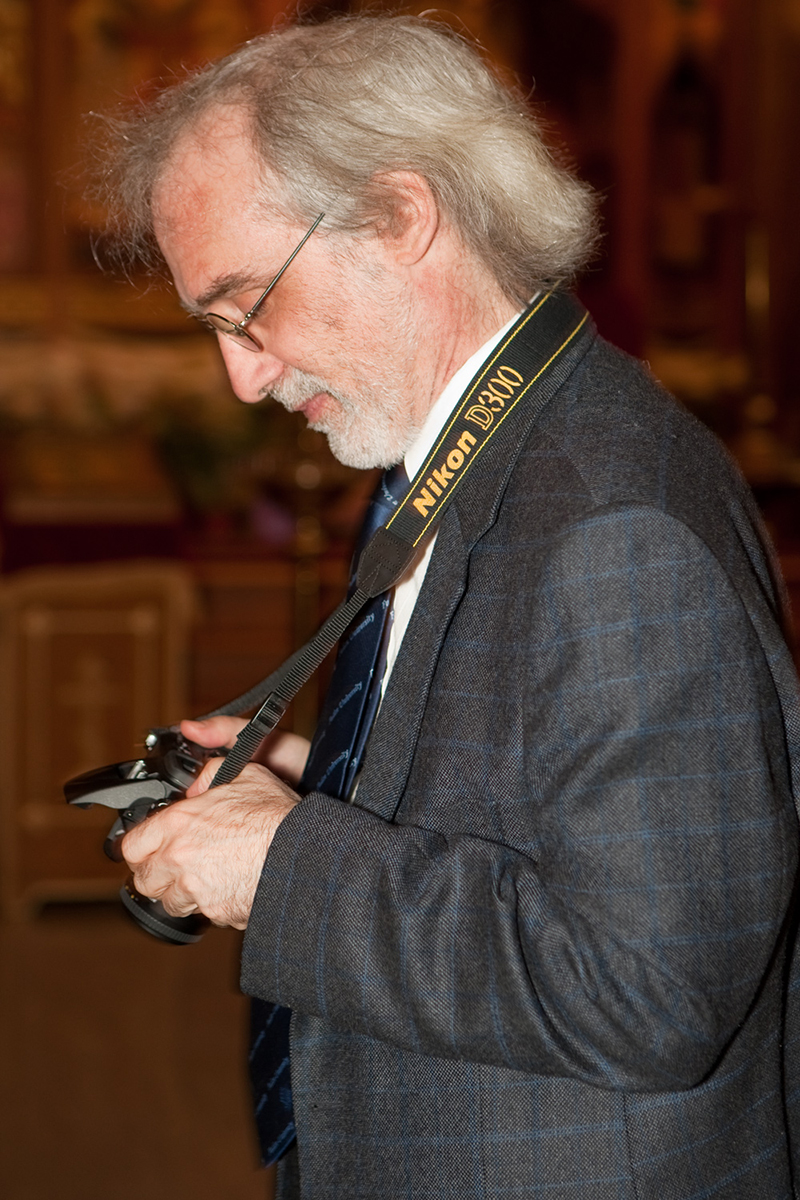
[{"xmin": 0, "ymin": 560, "xmax": 194, "ymax": 918}]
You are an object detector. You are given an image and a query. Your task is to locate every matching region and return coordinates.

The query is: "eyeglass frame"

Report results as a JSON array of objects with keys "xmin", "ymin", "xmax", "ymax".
[{"xmin": 198, "ymin": 211, "xmax": 325, "ymax": 352}]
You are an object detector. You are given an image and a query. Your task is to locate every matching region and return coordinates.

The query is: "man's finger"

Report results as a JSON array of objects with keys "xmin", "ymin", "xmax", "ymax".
[
  {"xmin": 181, "ymin": 716, "xmax": 247, "ymax": 749},
  {"xmin": 130, "ymin": 866, "xmax": 195, "ymax": 917},
  {"xmin": 121, "ymin": 807, "xmax": 169, "ymax": 865}
]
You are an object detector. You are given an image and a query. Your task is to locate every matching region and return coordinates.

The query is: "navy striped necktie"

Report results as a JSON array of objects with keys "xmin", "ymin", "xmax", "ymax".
[
  {"xmin": 250, "ymin": 461, "xmax": 409, "ymax": 1167},
  {"xmin": 300, "ymin": 461, "xmax": 409, "ymax": 799}
]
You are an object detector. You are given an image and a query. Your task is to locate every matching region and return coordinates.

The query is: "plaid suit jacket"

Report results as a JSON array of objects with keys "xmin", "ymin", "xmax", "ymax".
[{"xmin": 242, "ymin": 326, "xmax": 800, "ymax": 1199}]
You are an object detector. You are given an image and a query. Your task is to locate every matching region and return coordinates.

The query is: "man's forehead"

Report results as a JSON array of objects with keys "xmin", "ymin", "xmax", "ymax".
[
  {"xmin": 152, "ymin": 112, "xmax": 297, "ymax": 304},
  {"xmin": 151, "ymin": 125, "xmax": 324, "ymax": 315},
  {"xmin": 153, "ymin": 108, "xmax": 262, "ymax": 229}
]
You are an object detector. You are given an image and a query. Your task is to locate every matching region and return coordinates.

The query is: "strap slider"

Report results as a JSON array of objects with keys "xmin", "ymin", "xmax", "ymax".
[{"xmin": 254, "ymin": 692, "xmax": 288, "ymax": 734}]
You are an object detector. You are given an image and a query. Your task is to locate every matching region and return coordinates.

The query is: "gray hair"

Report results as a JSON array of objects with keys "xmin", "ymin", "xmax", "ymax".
[{"xmin": 92, "ymin": 13, "xmax": 598, "ymax": 305}]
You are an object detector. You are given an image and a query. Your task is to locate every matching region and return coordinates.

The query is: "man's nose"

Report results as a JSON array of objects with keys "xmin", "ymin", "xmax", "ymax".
[{"xmin": 218, "ymin": 336, "xmax": 284, "ymax": 403}]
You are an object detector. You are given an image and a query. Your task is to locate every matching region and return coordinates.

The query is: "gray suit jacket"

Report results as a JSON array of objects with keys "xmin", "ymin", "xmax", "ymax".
[{"xmin": 242, "ymin": 327, "xmax": 800, "ymax": 1199}]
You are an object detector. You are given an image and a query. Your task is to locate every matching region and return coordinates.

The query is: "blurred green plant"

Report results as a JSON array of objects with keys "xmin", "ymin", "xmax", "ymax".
[{"xmin": 146, "ymin": 396, "xmax": 297, "ymax": 515}]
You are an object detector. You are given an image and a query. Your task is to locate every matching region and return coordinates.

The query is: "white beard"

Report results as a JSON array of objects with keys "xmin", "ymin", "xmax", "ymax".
[
  {"xmin": 264, "ymin": 244, "xmax": 429, "ymax": 469},
  {"xmin": 268, "ymin": 368, "xmax": 423, "ymax": 470}
]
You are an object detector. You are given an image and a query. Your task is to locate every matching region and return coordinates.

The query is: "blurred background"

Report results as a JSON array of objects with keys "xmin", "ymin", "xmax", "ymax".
[{"xmin": 0, "ymin": 0, "xmax": 798, "ymax": 1196}]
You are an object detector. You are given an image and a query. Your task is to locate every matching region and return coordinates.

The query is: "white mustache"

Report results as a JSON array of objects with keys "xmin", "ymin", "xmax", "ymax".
[{"xmin": 265, "ymin": 369, "xmax": 340, "ymax": 413}]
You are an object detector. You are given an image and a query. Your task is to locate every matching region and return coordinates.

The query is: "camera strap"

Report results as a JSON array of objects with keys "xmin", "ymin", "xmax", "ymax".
[{"xmin": 208, "ymin": 288, "xmax": 592, "ymax": 787}]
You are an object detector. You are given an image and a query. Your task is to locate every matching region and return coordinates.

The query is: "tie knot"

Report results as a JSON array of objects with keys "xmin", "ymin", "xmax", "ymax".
[
  {"xmin": 358, "ymin": 462, "xmax": 409, "ymax": 547},
  {"xmin": 380, "ymin": 461, "xmax": 409, "ymax": 506}
]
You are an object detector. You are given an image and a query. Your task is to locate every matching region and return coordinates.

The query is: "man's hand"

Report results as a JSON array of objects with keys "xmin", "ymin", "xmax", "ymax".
[
  {"xmin": 121, "ymin": 717, "xmax": 306, "ymax": 929},
  {"xmin": 181, "ymin": 716, "xmax": 310, "ymax": 785}
]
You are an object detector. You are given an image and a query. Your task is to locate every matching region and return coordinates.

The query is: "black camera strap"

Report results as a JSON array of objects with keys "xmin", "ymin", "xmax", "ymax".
[{"xmin": 208, "ymin": 289, "xmax": 592, "ymax": 787}]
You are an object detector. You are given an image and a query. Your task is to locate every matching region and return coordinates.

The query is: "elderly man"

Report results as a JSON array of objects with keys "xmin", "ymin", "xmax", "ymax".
[{"xmin": 109, "ymin": 14, "xmax": 800, "ymax": 1199}]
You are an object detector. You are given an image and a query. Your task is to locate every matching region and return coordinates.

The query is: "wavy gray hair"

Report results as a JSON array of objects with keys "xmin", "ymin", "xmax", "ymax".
[{"xmin": 93, "ymin": 13, "xmax": 598, "ymax": 305}]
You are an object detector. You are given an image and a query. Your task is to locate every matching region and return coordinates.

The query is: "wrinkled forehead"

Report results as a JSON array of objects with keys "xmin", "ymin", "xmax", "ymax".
[{"xmin": 151, "ymin": 105, "xmax": 278, "ymax": 244}]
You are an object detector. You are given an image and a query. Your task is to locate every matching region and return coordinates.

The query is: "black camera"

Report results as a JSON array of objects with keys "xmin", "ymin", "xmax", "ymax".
[{"xmin": 64, "ymin": 728, "xmax": 223, "ymax": 944}]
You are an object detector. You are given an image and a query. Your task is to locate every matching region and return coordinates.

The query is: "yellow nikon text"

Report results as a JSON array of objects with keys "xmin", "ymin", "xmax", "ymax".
[{"xmin": 412, "ymin": 431, "xmax": 478, "ymax": 517}]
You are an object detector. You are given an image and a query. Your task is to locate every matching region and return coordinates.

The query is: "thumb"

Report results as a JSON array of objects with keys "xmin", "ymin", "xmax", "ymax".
[{"xmin": 181, "ymin": 716, "xmax": 247, "ymax": 749}]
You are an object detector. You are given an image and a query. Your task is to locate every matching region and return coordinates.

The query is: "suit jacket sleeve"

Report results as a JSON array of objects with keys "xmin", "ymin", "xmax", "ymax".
[{"xmin": 241, "ymin": 503, "xmax": 798, "ymax": 1092}]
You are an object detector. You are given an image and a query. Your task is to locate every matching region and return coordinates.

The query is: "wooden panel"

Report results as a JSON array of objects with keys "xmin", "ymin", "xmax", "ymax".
[{"xmin": 0, "ymin": 561, "xmax": 194, "ymax": 917}]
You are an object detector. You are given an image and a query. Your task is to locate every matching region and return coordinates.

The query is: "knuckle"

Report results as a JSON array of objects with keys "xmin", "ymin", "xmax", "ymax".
[
  {"xmin": 132, "ymin": 869, "xmax": 154, "ymax": 897},
  {"xmin": 159, "ymin": 805, "xmax": 194, "ymax": 845}
]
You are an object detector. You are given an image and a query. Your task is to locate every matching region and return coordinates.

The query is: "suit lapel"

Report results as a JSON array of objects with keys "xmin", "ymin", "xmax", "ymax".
[{"xmin": 353, "ymin": 421, "xmax": 529, "ymax": 821}]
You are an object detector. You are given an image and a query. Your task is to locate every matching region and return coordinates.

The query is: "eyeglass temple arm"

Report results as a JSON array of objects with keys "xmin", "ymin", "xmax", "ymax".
[{"xmin": 240, "ymin": 212, "xmax": 326, "ymax": 327}]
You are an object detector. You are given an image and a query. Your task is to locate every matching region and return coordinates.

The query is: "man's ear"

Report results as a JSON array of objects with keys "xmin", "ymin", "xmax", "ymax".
[{"xmin": 369, "ymin": 171, "xmax": 440, "ymax": 265}]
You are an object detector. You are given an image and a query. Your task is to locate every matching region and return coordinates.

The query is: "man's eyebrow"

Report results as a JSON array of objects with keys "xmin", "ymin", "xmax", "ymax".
[{"xmin": 185, "ymin": 270, "xmax": 265, "ymax": 316}]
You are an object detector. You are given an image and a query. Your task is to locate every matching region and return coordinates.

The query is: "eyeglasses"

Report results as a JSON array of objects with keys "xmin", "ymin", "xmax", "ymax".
[{"xmin": 199, "ymin": 211, "xmax": 325, "ymax": 352}]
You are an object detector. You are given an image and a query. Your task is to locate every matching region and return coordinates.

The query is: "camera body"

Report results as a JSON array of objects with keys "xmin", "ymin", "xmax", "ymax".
[{"xmin": 64, "ymin": 728, "xmax": 220, "ymax": 943}]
